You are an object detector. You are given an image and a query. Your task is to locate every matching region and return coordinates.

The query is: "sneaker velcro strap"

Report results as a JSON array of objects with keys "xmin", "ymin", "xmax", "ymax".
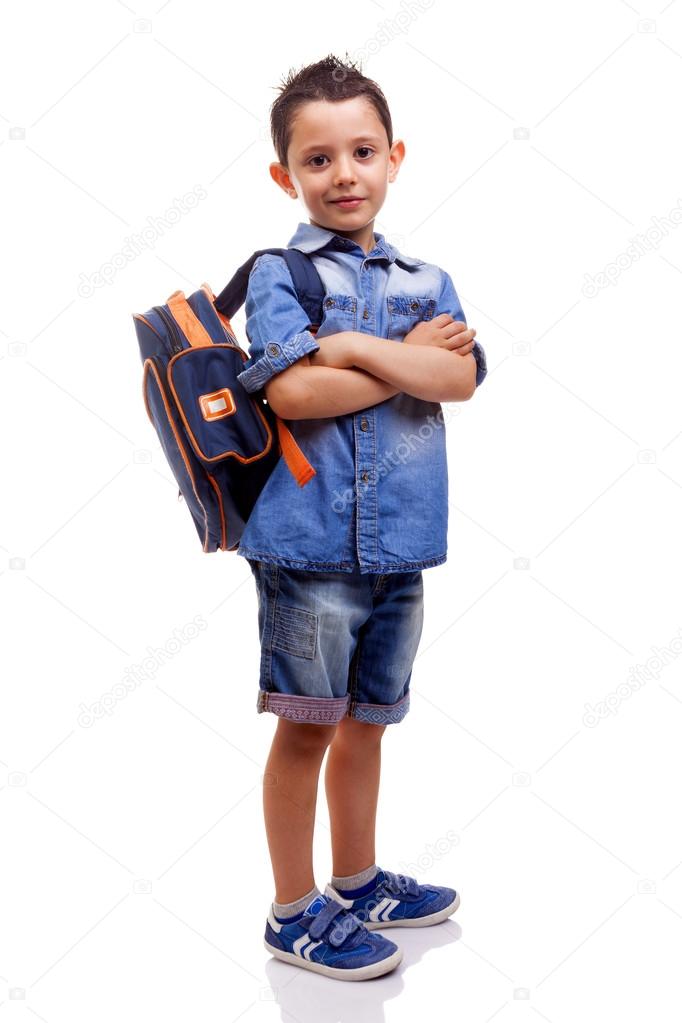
[
  {"xmin": 382, "ymin": 870, "xmax": 420, "ymax": 897},
  {"xmin": 308, "ymin": 900, "xmax": 361, "ymax": 946}
]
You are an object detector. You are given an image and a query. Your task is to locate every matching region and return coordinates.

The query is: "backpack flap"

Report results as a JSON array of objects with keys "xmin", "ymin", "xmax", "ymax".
[
  {"xmin": 166, "ymin": 290, "xmax": 316, "ymax": 485},
  {"xmin": 168, "ymin": 345, "xmax": 274, "ymax": 466},
  {"xmin": 163, "ymin": 292, "xmax": 273, "ymax": 464}
]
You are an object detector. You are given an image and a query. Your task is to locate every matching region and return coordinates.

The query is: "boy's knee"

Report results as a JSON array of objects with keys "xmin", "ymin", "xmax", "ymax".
[
  {"xmin": 336, "ymin": 716, "xmax": 386, "ymax": 743},
  {"xmin": 276, "ymin": 717, "xmax": 338, "ymax": 750}
]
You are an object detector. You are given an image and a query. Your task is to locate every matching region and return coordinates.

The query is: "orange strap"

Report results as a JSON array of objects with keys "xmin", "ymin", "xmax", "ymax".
[
  {"xmin": 276, "ymin": 418, "xmax": 316, "ymax": 487},
  {"xmin": 167, "ymin": 291, "xmax": 213, "ymax": 348}
]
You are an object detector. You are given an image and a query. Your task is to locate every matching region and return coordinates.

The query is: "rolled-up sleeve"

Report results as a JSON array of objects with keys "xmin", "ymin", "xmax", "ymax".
[
  {"xmin": 437, "ymin": 269, "xmax": 487, "ymax": 388},
  {"xmin": 236, "ymin": 253, "xmax": 321, "ymax": 394}
]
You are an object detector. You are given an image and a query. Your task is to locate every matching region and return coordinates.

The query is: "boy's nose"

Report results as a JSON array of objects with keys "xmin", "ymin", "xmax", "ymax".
[{"xmin": 333, "ymin": 160, "xmax": 356, "ymax": 185}]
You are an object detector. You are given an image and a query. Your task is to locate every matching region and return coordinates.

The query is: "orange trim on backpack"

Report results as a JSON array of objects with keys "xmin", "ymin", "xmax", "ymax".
[{"xmin": 167, "ymin": 291, "xmax": 213, "ymax": 348}]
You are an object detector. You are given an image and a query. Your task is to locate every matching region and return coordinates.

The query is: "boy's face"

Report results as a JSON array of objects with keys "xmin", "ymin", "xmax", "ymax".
[{"xmin": 270, "ymin": 96, "xmax": 405, "ymax": 252}]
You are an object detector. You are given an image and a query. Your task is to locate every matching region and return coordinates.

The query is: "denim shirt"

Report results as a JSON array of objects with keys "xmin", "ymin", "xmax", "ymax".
[{"xmin": 235, "ymin": 221, "xmax": 487, "ymax": 574}]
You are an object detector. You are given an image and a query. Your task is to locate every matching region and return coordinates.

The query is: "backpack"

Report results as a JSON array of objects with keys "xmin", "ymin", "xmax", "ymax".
[{"xmin": 132, "ymin": 248, "xmax": 325, "ymax": 553}]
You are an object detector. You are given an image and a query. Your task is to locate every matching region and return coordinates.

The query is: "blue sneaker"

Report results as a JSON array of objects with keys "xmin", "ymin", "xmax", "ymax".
[
  {"xmin": 325, "ymin": 868, "xmax": 460, "ymax": 929},
  {"xmin": 264, "ymin": 891, "xmax": 403, "ymax": 980}
]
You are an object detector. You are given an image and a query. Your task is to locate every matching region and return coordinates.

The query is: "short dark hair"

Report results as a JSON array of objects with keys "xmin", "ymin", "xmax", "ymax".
[{"xmin": 270, "ymin": 53, "xmax": 393, "ymax": 168}]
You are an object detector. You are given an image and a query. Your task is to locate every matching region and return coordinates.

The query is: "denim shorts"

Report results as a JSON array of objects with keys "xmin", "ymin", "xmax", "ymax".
[{"xmin": 246, "ymin": 559, "xmax": 425, "ymax": 725}]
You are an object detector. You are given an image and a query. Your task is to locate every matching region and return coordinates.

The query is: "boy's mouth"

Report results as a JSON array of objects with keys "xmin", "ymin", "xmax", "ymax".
[{"xmin": 330, "ymin": 197, "xmax": 365, "ymax": 208}]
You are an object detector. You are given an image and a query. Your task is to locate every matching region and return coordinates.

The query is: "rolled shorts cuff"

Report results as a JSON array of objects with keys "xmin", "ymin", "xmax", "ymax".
[
  {"xmin": 256, "ymin": 690, "xmax": 411, "ymax": 725},
  {"xmin": 349, "ymin": 691, "xmax": 411, "ymax": 725},
  {"xmin": 257, "ymin": 691, "xmax": 351, "ymax": 724}
]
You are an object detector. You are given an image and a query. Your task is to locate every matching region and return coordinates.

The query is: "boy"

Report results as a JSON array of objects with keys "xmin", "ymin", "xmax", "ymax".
[{"xmin": 236, "ymin": 54, "xmax": 487, "ymax": 981}]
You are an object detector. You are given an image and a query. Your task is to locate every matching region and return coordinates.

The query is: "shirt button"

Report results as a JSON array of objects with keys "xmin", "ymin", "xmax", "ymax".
[
  {"xmin": 410, "ymin": 301, "xmax": 420, "ymax": 312},
  {"xmin": 324, "ymin": 298, "xmax": 335, "ymax": 308},
  {"xmin": 362, "ymin": 309, "xmax": 370, "ymax": 320},
  {"xmin": 361, "ymin": 471, "xmax": 369, "ymax": 482},
  {"xmin": 360, "ymin": 418, "xmax": 369, "ymax": 430},
  {"xmin": 267, "ymin": 343, "xmax": 280, "ymax": 355}
]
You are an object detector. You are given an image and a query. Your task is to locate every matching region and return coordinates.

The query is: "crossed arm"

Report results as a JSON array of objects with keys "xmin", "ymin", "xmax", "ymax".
[{"xmin": 265, "ymin": 330, "xmax": 477, "ymax": 420}]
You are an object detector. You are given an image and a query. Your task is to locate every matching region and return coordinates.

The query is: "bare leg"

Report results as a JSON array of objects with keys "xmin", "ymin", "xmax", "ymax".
[
  {"xmin": 324, "ymin": 716, "xmax": 387, "ymax": 877},
  {"xmin": 263, "ymin": 717, "xmax": 337, "ymax": 904}
]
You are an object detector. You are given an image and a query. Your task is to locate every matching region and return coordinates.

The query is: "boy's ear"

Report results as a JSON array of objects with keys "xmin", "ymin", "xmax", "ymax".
[
  {"xmin": 270, "ymin": 162, "xmax": 297, "ymax": 198},
  {"xmin": 388, "ymin": 139, "xmax": 406, "ymax": 182}
]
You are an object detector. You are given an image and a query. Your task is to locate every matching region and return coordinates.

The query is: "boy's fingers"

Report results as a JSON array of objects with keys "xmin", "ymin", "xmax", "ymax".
[
  {"xmin": 439, "ymin": 319, "xmax": 472, "ymax": 338},
  {"xmin": 447, "ymin": 328, "xmax": 476, "ymax": 346},
  {"xmin": 441, "ymin": 317, "xmax": 466, "ymax": 330}
]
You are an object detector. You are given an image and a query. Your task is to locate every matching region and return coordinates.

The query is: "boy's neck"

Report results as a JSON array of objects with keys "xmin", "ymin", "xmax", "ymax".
[{"xmin": 309, "ymin": 218, "xmax": 377, "ymax": 256}]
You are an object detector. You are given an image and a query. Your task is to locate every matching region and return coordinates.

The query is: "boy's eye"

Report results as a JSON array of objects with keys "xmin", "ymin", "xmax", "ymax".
[{"xmin": 307, "ymin": 146, "xmax": 375, "ymax": 167}]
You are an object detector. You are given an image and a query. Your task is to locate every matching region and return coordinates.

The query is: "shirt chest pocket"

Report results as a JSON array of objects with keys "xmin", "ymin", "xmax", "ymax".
[
  {"xmin": 320, "ymin": 294, "xmax": 357, "ymax": 333},
  {"xmin": 386, "ymin": 295, "xmax": 436, "ymax": 341}
]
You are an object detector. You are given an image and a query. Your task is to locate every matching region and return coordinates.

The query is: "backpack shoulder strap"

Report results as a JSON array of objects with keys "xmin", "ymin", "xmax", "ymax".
[
  {"xmin": 214, "ymin": 247, "xmax": 325, "ymax": 330},
  {"xmin": 276, "ymin": 249, "xmax": 325, "ymax": 331}
]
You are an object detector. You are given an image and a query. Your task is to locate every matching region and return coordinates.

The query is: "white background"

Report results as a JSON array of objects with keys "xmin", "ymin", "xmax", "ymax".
[{"xmin": 2, "ymin": 0, "xmax": 682, "ymax": 1019}]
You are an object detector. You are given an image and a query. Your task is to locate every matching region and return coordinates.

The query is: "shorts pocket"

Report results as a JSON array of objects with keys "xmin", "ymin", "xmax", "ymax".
[{"xmin": 272, "ymin": 603, "xmax": 318, "ymax": 659}]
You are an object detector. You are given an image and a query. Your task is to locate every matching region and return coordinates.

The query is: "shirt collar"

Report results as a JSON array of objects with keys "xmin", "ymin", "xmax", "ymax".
[{"xmin": 286, "ymin": 221, "xmax": 423, "ymax": 268}]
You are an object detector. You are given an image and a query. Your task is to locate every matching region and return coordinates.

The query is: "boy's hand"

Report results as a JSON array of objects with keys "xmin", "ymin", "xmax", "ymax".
[{"xmin": 404, "ymin": 314, "xmax": 476, "ymax": 355}]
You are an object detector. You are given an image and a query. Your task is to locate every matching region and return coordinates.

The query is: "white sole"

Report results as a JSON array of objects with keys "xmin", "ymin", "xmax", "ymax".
[
  {"xmin": 363, "ymin": 890, "xmax": 460, "ymax": 929},
  {"xmin": 263, "ymin": 939, "xmax": 403, "ymax": 980}
]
